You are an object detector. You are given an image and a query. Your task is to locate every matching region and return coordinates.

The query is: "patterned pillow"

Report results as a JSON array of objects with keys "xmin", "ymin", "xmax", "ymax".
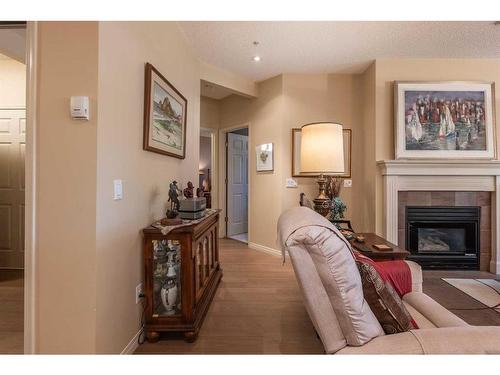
[{"xmin": 357, "ymin": 260, "xmax": 417, "ymax": 334}]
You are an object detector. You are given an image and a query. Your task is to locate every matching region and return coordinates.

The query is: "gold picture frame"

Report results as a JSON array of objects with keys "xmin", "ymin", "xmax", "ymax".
[
  {"xmin": 291, "ymin": 128, "xmax": 352, "ymax": 178},
  {"xmin": 143, "ymin": 63, "xmax": 187, "ymax": 159}
]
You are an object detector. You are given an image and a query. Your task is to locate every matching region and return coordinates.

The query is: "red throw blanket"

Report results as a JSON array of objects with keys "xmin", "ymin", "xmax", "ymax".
[{"xmin": 353, "ymin": 251, "xmax": 412, "ymax": 298}]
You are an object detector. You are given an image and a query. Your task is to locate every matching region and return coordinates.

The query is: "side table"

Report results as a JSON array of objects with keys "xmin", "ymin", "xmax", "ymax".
[{"xmin": 349, "ymin": 233, "xmax": 409, "ymax": 261}]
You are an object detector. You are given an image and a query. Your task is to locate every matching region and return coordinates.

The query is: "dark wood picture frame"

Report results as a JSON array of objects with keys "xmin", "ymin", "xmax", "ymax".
[
  {"xmin": 143, "ymin": 62, "xmax": 187, "ymax": 159},
  {"xmin": 291, "ymin": 128, "xmax": 352, "ymax": 178}
]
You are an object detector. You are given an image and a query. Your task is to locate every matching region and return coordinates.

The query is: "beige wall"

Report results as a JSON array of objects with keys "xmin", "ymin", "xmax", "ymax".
[
  {"xmin": 200, "ymin": 96, "xmax": 220, "ymax": 129},
  {"xmin": 199, "ymin": 135, "xmax": 211, "ymax": 170},
  {"xmin": 0, "ymin": 54, "xmax": 26, "ymax": 107},
  {"xmin": 281, "ymin": 73, "xmax": 363, "ymax": 229},
  {"xmin": 36, "ymin": 21, "xmax": 99, "ymax": 353},
  {"xmin": 217, "ymin": 73, "xmax": 366, "ymax": 249},
  {"xmin": 217, "ymin": 78, "xmax": 284, "ymax": 248},
  {"xmin": 373, "ymin": 59, "xmax": 500, "ymax": 233},
  {"xmin": 35, "ymin": 21, "xmax": 203, "ymax": 354},
  {"xmin": 96, "ymin": 21, "xmax": 201, "ymax": 353}
]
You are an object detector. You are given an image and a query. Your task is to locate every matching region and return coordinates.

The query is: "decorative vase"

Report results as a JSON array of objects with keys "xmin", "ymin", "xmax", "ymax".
[
  {"xmin": 331, "ymin": 196, "xmax": 347, "ymax": 220},
  {"xmin": 167, "ymin": 285, "xmax": 178, "ymax": 309},
  {"xmin": 166, "ymin": 265, "xmax": 176, "ymax": 278},
  {"xmin": 160, "ymin": 285, "xmax": 169, "ymax": 311}
]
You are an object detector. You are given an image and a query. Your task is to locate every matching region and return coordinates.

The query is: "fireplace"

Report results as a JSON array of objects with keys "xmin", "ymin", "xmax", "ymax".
[{"xmin": 406, "ymin": 206, "xmax": 480, "ymax": 270}]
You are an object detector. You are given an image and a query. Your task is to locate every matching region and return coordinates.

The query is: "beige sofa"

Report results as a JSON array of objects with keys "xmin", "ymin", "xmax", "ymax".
[{"xmin": 278, "ymin": 206, "xmax": 500, "ymax": 354}]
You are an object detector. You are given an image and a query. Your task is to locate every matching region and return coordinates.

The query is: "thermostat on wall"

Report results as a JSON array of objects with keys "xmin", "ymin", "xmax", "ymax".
[{"xmin": 70, "ymin": 96, "xmax": 90, "ymax": 120}]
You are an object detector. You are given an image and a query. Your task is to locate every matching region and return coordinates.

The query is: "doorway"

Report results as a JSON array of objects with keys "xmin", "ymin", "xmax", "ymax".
[
  {"xmin": 0, "ymin": 21, "xmax": 27, "ymax": 354},
  {"xmin": 199, "ymin": 128, "xmax": 216, "ymax": 209},
  {"xmin": 226, "ymin": 127, "xmax": 248, "ymax": 243}
]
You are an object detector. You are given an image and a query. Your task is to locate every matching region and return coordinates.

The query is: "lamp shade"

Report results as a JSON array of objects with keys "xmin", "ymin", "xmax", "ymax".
[{"xmin": 300, "ymin": 122, "xmax": 344, "ymax": 174}]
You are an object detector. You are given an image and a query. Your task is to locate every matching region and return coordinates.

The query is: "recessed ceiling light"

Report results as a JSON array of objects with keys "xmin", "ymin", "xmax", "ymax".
[{"xmin": 253, "ymin": 55, "xmax": 261, "ymax": 62}]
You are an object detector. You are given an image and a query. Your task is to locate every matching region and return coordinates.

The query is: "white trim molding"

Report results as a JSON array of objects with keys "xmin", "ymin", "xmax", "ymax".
[
  {"xmin": 378, "ymin": 160, "xmax": 500, "ymax": 275},
  {"xmin": 121, "ymin": 329, "xmax": 142, "ymax": 354},
  {"xmin": 24, "ymin": 21, "xmax": 38, "ymax": 354},
  {"xmin": 248, "ymin": 242, "xmax": 282, "ymax": 258}
]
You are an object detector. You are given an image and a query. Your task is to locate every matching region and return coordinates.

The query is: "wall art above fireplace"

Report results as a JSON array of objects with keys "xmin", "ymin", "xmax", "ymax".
[{"xmin": 394, "ymin": 81, "xmax": 496, "ymax": 160}]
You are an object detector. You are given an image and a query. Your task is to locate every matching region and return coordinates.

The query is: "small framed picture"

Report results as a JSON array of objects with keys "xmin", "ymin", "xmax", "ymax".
[
  {"xmin": 256, "ymin": 143, "xmax": 273, "ymax": 172},
  {"xmin": 143, "ymin": 63, "xmax": 187, "ymax": 159},
  {"xmin": 394, "ymin": 81, "xmax": 496, "ymax": 159},
  {"xmin": 292, "ymin": 128, "xmax": 352, "ymax": 178}
]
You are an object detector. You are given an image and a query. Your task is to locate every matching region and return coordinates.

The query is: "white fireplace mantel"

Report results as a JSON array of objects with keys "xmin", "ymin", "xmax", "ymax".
[{"xmin": 377, "ymin": 160, "xmax": 500, "ymax": 274}]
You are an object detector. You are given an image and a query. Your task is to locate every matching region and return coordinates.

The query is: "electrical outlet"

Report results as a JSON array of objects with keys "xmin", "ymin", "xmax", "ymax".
[
  {"xmin": 135, "ymin": 283, "xmax": 143, "ymax": 304},
  {"xmin": 343, "ymin": 179, "xmax": 352, "ymax": 188}
]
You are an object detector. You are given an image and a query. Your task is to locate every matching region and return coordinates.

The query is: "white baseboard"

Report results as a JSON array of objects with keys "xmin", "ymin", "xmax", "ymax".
[
  {"xmin": 121, "ymin": 328, "xmax": 142, "ymax": 354},
  {"xmin": 248, "ymin": 242, "xmax": 282, "ymax": 258}
]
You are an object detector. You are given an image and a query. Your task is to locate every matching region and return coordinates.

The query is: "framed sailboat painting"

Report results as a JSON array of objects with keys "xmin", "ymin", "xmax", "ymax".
[{"xmin": 394, "ymin": 81, "xmax": 495, "ymax": 159}]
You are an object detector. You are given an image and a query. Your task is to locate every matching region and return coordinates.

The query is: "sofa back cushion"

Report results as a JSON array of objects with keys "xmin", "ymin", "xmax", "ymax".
[
  {"xmin": 287, "ymin": 242, "xmax": 347, "ymax": 353},
  {"xmin": 278, "ymin": 207, "xmax": 384, "ymax": 347}
]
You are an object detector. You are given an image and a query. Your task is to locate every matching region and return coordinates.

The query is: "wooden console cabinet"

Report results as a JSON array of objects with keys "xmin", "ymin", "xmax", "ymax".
[{"xmin": 142, "ymin": 210, "xmax": 222, "ymax": 342}]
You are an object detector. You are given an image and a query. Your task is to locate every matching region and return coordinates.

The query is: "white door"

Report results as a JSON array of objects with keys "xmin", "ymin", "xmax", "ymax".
[
  {"xmin": 0, "ymin": 109, "xmax": 25, "ymax": 269},
  {"xmin": 227, "ymin": 132, "xmax": 248, "ymax": 237}
]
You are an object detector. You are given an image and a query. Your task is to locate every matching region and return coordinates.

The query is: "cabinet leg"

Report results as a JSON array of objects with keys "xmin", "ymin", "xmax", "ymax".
[
  {"xmin": 146, "ymin": 331, "xmax": 160, "ymax": 343},
  {"xmin": 184, "ymin": 330, "xmax": 198, "ymax": 342}
]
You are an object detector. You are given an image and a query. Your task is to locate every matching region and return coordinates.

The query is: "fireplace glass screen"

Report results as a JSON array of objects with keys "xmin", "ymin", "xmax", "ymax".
[{"xmin": 417, "ymin": 228, "xmax": 466, "ymax": 253}]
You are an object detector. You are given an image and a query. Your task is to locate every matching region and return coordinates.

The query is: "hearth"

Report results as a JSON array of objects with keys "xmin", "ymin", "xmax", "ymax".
[{"xmin": 406, "ymin": 206, "xmax": 480, "ymax": 270}]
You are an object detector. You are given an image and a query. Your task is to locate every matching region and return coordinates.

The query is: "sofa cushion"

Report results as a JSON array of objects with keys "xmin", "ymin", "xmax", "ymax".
[
  {"xmin": 278, "ymin": 207, "xmax": 384, "ymax": 346},
  {"xmin": 336, "ymin": 331, "xmax": 424, "ymax": 354},
  {"xmin": 357, "ymin": 260, "xmax": 417, "ymax": 334},
  {"xmin": 410, "ymin": 326, "xmax": 500, "ymax": 354},
  {"xmin": 337, "ymin": 326, "xmax": 500, "ymax": 354}
]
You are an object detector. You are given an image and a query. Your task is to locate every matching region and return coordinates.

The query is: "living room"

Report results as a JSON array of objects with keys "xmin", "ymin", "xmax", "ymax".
[{"xmin": 1, "ymin": 0, "xmax": 500, "ymax": 372}]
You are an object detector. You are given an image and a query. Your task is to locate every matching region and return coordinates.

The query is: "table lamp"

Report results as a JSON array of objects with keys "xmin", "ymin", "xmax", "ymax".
[{"xmin": 300, "ymin": 122, "xmax": 344, "ymax": 216}]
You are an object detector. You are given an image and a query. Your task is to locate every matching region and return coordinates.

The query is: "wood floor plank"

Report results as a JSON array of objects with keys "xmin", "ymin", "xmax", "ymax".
[{"xmin": 0, "ymin": 270, "xmax": 23, "ymax": 354}]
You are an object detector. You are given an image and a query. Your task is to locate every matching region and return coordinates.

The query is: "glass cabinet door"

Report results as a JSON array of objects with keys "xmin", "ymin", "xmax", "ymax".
[{"xmin": 152, "ymin": 239, "xmax": 181, "ymax": 317}]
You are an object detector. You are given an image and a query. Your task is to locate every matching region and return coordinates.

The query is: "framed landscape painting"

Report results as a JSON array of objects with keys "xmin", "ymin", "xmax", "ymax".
[
  {"xmin": 292, "ymin": 128, "xmax": 352, "ymax": 178},
  {"xmin": 395, "ymin": 81, "xmax": 495, "ymax": 159},
  {"xmin": 143, "ymin": 63, "xmax": 187, "ymax": 159}
]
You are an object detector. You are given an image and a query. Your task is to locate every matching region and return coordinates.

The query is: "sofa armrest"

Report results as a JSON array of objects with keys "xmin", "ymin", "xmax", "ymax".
[
  {"xmin": 405, "ymin": 260, "xmax": 422, "ymax": 292},
  {"xmin": 336, "ymin": 326, "xmax": 500, "ymax": 354}
]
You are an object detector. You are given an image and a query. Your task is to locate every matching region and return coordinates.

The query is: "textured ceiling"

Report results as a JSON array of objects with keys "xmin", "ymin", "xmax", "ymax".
[
  {"xmin": 179, "ymin": 21, "xmax": 500, "ymax": 81},
  {"xmin": 200, "ymin": 79, "xmax": 235, "ymax": 99},
  {"xmin": 0, "ymin": 28, "xmax": 25, "ymax": 63}
]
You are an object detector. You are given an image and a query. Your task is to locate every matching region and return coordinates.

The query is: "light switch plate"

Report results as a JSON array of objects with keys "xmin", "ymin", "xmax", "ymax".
[
  {"xmin": 286, "ymin": 178, "xmax": 298, "ymax": 188},
  {"xmin": 113, "ymin": 179, "xmax": 123, "ymax": 200},
  {"xmin": 343, "ymin": 179, "xmax": 352, "ymax": 188}
]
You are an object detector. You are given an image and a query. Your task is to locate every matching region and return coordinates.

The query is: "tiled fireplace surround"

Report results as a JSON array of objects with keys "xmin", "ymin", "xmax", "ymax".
[{"xmin": 378, "ymin": 160, "xmax": 500, "ymax": 274}]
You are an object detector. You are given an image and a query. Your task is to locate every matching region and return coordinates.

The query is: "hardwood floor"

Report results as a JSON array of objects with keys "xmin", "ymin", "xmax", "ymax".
[
  {"xmin": 135, "ymin": 238, "xmax": 500, "ymax": 354},
  {"xmin": 0, "ymin": 270, "xmax": 23, "ymax": 354},
  {"xmin": 135, "ymin": 239, "xmax": 324, "ymax": 354}
]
